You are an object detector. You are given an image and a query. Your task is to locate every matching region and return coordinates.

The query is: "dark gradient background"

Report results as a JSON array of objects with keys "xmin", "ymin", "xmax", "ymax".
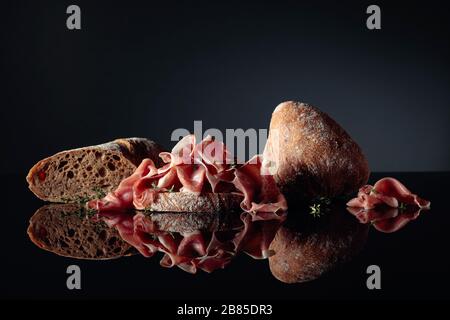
[
  {"xmin": 0, "ymin": 1, "xmax": 449, "ymax": 304},
  {"xmin": 1, "ymin": 0, "xmax": 449, "ymax": 174}
]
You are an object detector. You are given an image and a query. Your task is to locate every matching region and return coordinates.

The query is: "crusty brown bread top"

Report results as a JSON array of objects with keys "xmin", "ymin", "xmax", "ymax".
[
  {"xmin": 27, "ymin": 204, "xmax": 136, "ymax": 260},
  {"xmin": 145, "ymin": 192, "xmax": 244, "ymax": 214},
  {"xmin": 268, "ymin": 207, "xmax": 369, "ymax": 284},
  {"xmin": 263, "ymin": 101, "xmax": 370, "ymax": 202},
  {"xmin": 27, "ymin": 138, "xmax": 164, "ymax": 203}
]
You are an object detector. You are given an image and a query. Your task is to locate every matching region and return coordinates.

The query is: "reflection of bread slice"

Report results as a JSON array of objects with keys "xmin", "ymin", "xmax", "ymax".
[
  {"xmin": 28, "ymin": 204, "xmax": 136, "ymax": 260},
  {"xmin": 269, "ymin": 207, "xmax": 369, "ymax": 283},
  {"xmin": 148, "ymin": 211, "xmax": 241, "ymax": 234},
  {"xmin": 27, "ymin": 138, "xmax": 164, "ymax": 202},
  {"xmin": 146, "ymin": 192, "xmax": 243, "ymax": 214},
  {"xmin": 263, "ymin": 101, "xmax": 370, "ymax": 201}
]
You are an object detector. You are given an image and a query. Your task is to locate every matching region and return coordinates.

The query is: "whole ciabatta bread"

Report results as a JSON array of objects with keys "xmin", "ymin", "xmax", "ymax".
[
  {"xmin": 27, "ymin": 204, "xmax": 136, "ymax": 260},
  {"xmin": 27, "ymin": 138, "xmax": 164, "ymax": 202},
  {"xmin": 263, "ymin": 101, "xmax": 370, "ymax": 201}
]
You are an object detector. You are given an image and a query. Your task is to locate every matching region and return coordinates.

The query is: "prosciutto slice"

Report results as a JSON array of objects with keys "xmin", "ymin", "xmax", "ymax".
[
  {"xmin": 346, "ymin": 177, "xmax": 430, "ymax": 210},
  {"xmin": 88, "ymin": 135, "xmax": 288, "ymax": 220},
  {"xmin": 346, "ymin": 177, "xmax": 430, "ymax": 233}
]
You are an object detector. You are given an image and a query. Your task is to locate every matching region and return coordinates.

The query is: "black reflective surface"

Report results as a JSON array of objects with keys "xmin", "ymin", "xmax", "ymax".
[
  {"xmin": 27, "ymin": 205, "xmax": 285, "ymax": 273},
  {"xmin": 1, "ymin": 173, "xmax": 448, "ymax": 300}
]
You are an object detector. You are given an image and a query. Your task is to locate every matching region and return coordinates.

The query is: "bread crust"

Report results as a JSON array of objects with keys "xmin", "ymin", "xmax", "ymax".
[
  {"xmin": 114, "ymin": 138, "xmax": 163, "ymax": 167},
  {"xmin": 147, "ymin": 192, "xmax": 244, "ymax": 214},
  {"xmin": 28, "ymin": 204, "xmax": 136, "ymax": 260},
  {"xmin": 263, "ymin": 101, "xmax": 370, "ymax": 201},
  {"xmin": 27, "ymin": 138, "xmax": 164, "ymax": 202}
]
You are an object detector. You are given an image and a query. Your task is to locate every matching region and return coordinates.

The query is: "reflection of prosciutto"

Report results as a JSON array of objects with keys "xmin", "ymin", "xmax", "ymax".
[
  {"xmin": 346, "ymin": 206, "xmax": 421, "ymax": 233},
  {"xmin": 346, "ymin": 177, "xmax": 430, "ymax": 233},
  {"xmin": 88, "ymin": 135, "xmax": 287, "ymax": 221},
  {"xmin": 98, "ymin": 211, "xmax": 285, "ymax": 273}
]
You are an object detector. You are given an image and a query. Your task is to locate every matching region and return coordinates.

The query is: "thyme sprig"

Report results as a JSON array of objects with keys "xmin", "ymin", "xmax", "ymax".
[
  {"xmin": 93, "ymin": 186, "xmax": 107, "ymax": 199},
  {"xmin": 151, "ymin": 182, "xmax": 159, "ymax": 190},
  {"xmin": 309, "ymin": 196, "xmax": 332, "ymax": 218},
  {"xmin": 60, "ymin": 186, "xmax": 107, "ymax": 204}
]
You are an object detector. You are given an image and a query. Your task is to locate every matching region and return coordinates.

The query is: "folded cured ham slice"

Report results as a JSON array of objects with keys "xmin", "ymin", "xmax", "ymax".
[
  {"xmin": 88, "ymin": 135, "xmax": 288, "ymax": 221},
  {"xmin": 346, "ymin": 177, "xmax": 430, "ymax": 210},
  {"xmin": 346, "ymin": 177, "xmax": 430, "ymax": 233}
]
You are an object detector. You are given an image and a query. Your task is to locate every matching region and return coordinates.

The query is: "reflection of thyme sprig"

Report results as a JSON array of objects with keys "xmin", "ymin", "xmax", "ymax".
[
  {"xmin": 86, "ymin": 208, "xmax": 97, "ymax": 218},
  {"xmin": 60, "ymin": 207, "xmax": 98, "ymax": 219},
  {"xmin": 309, "ymin": 196, "xmax": 331, "ymax": 218},
  {"xmin": 399, "ymin": 202, "xmax": 407, "ymax": 210},
  {"xmin": 143, "ymin": 207, "xmax": 154, "ymax": 215},
  {"xmin": 93, "ymin": 220, "xmax": 108, "ymax": 234},
  {"xmin": 317, "ymin": 196, "xmax": 331, "ymax": 206},
  {"xmin": 309, "ymin": 203, "xmax": 323, "ymax": 217}
]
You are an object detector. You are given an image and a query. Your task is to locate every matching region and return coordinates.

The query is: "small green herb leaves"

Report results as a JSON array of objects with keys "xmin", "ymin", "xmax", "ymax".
[
  {"xmin": 309, "ymin": 203, "xmax": 323, "ymax": 217},
  {"xmin": 59, "ymin": 207, "xmax": 98, "ymax": 219},
  {"xmin": 143, "ymin": 207, "xmax": 154, "ymax": 215},
  {"xmin": 151, "ymin": 182, "xmax": 160, "ymax": 190},
  {"xmin": 60, "ymin": 187, "xmax": 106, "ymax": 204},
  {"xmin": 93, "ymin": 186, "xmax": 107, "ymax": 199},
  {"xmin": 309, "ymin": 196, "xmax": 332, "ymax": 218}
]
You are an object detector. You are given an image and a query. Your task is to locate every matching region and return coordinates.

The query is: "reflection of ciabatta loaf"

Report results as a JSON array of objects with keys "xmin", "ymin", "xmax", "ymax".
[
  {"xmin": 27, "ymin": 204, "xmax": 136, "ymax": 260},
  {"xmin": 263, "ymin": 101, "xmax": 370, "ymax": 201},
  {"xmin": 269, "ymin": 207, "xmax": 369, "ymax": 283},
  {"xmin": 146, "ymin": 192, "xmax": 243, "ymax": 214},
  {"xmin": 27, "ymin": 138, "xmax": 164, "ymax": 202}
]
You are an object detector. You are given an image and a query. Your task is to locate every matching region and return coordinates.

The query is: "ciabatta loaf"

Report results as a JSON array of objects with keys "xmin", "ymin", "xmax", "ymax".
[{"xmin": 263, "ymin": 101, "xmax": 370, "ymax": 201}]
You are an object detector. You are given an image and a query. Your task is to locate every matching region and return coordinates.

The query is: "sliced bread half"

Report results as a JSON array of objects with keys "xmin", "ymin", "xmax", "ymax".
[{"xmin": 27, "ymin": 138, "xmax": 164, "ymax": 202}]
